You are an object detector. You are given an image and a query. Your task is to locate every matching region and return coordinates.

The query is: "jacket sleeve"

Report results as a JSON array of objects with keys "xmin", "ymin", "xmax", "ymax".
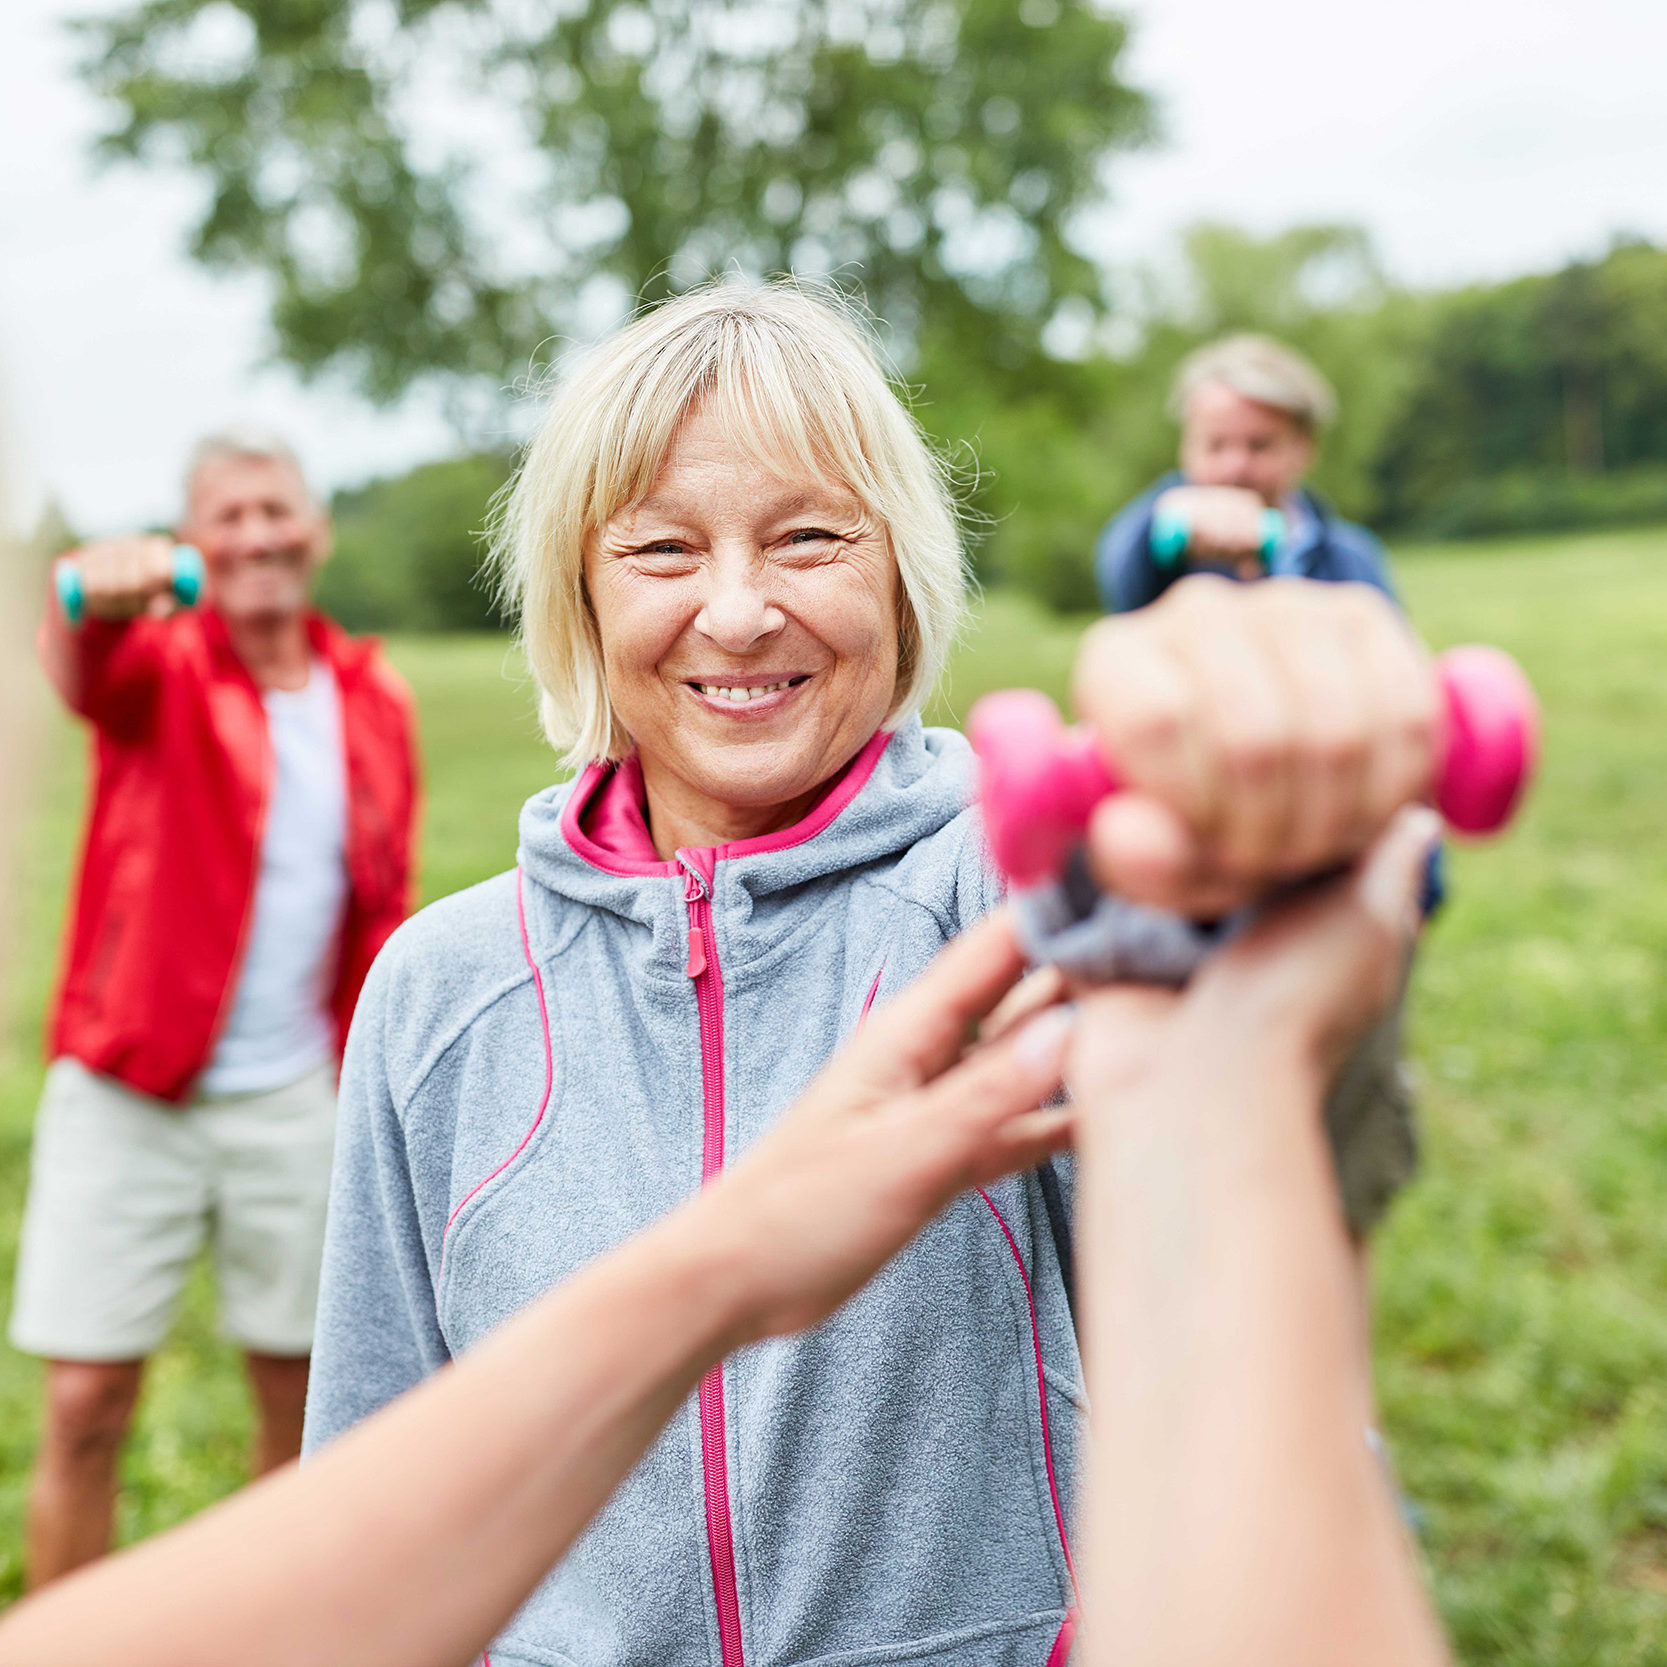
[
  {"xmin": 36, "ymin": 590, "xmax": 167, "ymax": 740},
  {"xmin": 1322, "ymin": 519, "xmax": 1400, "ymax": 605},
  {"xmin": 393, "ymin": 675, "xmax": 422, "ymax": 919},
  {"xmin": 303, "ymin": 946, "xmax": 452, "ymax": 1454},
  {"xmin": 1093, "ymin": 483, "xmax": 1170, "ymax": 614}
]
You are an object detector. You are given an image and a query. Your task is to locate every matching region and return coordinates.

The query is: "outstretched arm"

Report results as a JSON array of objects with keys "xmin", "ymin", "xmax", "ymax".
[
  {"xmin": 37, "ymin": 537, "xmax": 183, "ymax": 737},
  {"xmin": 1071, "ymin": 808, "xmax": 1451, "ymax": 1667},
  {"xmin": 0, "ymin": 913, "xmax": 1070, "ymax": 1667}
]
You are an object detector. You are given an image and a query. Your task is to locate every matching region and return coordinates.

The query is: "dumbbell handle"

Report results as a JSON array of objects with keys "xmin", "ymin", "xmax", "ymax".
[
  {"xmin": 54, "ymin": 544, "xmax": 206, "ymax": 628},
  {"xmin": 968, "ymin": 645, "xmax": 1540, "ymax": 888}
]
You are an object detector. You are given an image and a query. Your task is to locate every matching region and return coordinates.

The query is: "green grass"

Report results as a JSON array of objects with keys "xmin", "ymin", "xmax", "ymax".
[{"xmin": 2, "ymin": 525, "xmax": 1666, "ymax": 1660}]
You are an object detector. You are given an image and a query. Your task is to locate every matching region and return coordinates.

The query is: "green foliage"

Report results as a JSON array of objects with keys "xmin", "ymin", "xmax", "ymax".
[
  {"xmin": 316, "ymin": 451, "xmax": 512, "ymax": 630},
  {"xmin": 1409, "ymin": 463, "xmax": 1667, "ymax": 541},
  {"xmin": 7, "ymin": 527, "xmax": 1667, "ymax": 1656},
  {"xmin": 300, "ymin": 225, "xmax": 1667, "ymax": 625},
  {"xmin": 1374, "ymin": 239, "xmax": 1667, "ymax": 531},
  {"xmin": 79, "ymin": 0, "xmax": 1151, "ymax": 407}
]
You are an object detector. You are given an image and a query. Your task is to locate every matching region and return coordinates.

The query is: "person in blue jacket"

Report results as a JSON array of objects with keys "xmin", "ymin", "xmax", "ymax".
[{"xmin": 1096, "ymin": 333, "xmax": 1395, "ymax": 613}]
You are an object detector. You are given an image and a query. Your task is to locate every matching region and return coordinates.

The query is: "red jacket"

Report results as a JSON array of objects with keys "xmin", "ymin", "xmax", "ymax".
[{"xmin": 40, "ymin": 600, "xmax": 420, "ymax": 1103}]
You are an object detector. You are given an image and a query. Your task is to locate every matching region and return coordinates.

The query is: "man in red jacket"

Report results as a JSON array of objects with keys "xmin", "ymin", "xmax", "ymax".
[{"xmin": 10, "ymin": 430, "xmax": 420, "ymax": 1586}]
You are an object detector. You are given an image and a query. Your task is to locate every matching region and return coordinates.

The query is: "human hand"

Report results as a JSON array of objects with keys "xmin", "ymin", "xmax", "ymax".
[
  {"xmin": 1072, "ymin": 574, "xmax": 1438, "ymax": 917},
  {"xmin": 1154, "ymin": 484, "xmax": 1269, "ymax": 569},
  {"xmin": 1067, "ymin": 805, "xmax": 1439, "ymax": 1121},
  {"xmin": 56, "ymin": 537, "xmax": 181, "ymax": 622},
  {"xmin": 700, "ymin": 911, "xmax": 1072, "ymax": 1346}
]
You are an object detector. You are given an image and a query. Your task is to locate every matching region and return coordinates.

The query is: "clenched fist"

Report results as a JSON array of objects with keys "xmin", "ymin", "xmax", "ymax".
[
  {"xmin": 1072, "ymin": 573, "xmax": 1438, "ymax": 918},
  {"xmin": 56, "ymin": 537, "xmax": 181, "ymax": 623}
]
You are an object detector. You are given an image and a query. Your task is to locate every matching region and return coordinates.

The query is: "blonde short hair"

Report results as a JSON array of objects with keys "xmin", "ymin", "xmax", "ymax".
[
  {"xmin": 1169, "ymin": 334, "xmax": 1338, "ymax": 433},
  {"xmin": 490, "ymin": 281, "xmax": 968, "ymax": 768}
]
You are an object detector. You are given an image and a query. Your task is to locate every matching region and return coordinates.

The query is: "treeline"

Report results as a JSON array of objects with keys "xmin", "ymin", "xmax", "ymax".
[{"xmin": 317, "ymin": 228, "xmax": 1667, "ymax": 630}]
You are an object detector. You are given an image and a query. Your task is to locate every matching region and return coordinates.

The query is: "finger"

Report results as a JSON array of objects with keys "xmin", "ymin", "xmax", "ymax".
[
  {"xmin": 853, "ymin": 911, "xmax": 1029, "ymax": 1092},
  {"xmin": 1193, "ymin": 490, "xmax": 1265, "ymax": 557},
  {"xmin": 981, "ymin": 964, "xmax": 1067, "ymax": 1042},
  {"xmin": 1164, "ymin": 579, "xmax": 1298, "ymax": 876},
  {"xmin": 1084, "ymin": 792, "xmax": 1196, "ymax": 906},
  {"xmin": 1195, "ymin": 805, "xmax": 1440, "ymax": 1064},
  {"xmin": 1085, "ymin": 794, "xmax": 1264, "ymax": 918},
  {"xmin": 1255, "ymin": 581, "xmax": 1371, "ymax": 873},
  {"xmin": 912, "ymin": 1001, "xmax": 1073, "ymax": 1140},
  {"xmin": 1353, "ymin": 606, "xmax": 1439, "ymax": 833},
  {"xmin": 1354, "ymin": 802, "xmax": 1443, "ymax": 945},
  {"xmin": 1072, "ymin": 602, "xmax": 1215, "ymax": 834},
  {"xmin": 962, "ymin": 1105, "xmax": 1076, "ymax": 1187}
]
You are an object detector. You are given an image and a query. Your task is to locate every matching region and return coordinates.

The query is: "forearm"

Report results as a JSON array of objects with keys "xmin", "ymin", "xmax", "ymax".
[
  {"xmin": 34, "ymin": 604, "xmax": 154, "ymax": 730},
  {"xmin": 1074, "ymin": 1023, "xmax": 1448, "ymax": 1667},
  {"xmin": 0, "ymin": 1202, "xmax": 748, "ymax": 1667}
]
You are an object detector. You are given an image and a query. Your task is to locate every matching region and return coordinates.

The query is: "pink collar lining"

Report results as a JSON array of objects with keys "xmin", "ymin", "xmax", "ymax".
[{"xmin": 561, "ymin": 729, "xmax": 894, "ymax": 878}]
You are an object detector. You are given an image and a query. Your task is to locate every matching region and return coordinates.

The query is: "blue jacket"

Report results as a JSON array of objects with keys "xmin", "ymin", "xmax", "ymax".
[
  {"xmin": 1095, "ymin": 472, "xmax": 1396, "ymax": 614},
  {"xmin": 305, "ymin": 721, "xmax": 1082, "ymax": 1667}
]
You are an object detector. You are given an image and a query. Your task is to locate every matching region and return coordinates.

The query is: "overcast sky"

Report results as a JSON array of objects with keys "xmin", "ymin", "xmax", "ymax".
[{"xmin": 3, "ymin": 0, "xmax": 1665, "ymax": 534}]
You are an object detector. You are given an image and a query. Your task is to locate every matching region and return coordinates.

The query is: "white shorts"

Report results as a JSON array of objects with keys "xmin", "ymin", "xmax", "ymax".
[{"xmin": 8, "ymin": 1059, "xmax": 338, "ymax": 1360}]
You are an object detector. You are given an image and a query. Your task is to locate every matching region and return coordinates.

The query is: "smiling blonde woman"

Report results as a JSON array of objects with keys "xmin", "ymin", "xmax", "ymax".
[{"xmin": 303, "ymin": 280, "xmax": 1439, "ymax": 1667}]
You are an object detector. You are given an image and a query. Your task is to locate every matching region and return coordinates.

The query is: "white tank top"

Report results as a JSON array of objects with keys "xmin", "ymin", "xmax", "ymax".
[{"xmin": 201, "ymin": 661, "xmax": 348, "ymax": 1095}]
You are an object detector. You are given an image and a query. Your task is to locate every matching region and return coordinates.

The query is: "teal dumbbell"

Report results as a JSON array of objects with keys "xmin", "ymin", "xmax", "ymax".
[
  {"xmin": 1150, "ymin": 505, "xmax": 1286, "ymax": 573},
  {"xmin": 55, "ymin": 544, "xmax": 206, "ymax": 627}
]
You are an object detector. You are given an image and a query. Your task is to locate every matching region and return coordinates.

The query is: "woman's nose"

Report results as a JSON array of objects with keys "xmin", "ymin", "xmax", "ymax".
[{"xmin": 694, "ymin": 557, "xmax": 787, "ymax": 651}]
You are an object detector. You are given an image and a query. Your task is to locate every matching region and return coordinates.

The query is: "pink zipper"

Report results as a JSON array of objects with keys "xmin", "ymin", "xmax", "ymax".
[{"xmin": 682, "ymin": 859, "xmax": 746, "ymax": 1667}]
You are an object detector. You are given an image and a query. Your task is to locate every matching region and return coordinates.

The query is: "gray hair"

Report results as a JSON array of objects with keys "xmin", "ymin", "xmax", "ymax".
[
  {"xmin": 1169, "ymin": 334, "xmax": 1338, "ymax": 433},
  {"xmin": 183, "ymin": 427, "xmax": 312, "ymax": 507}
]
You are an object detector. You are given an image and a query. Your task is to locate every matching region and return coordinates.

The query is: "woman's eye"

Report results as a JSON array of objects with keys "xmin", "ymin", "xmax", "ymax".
[{"xmin": 785, "ymin": 528, "xmax": 838, "ymax": 546}]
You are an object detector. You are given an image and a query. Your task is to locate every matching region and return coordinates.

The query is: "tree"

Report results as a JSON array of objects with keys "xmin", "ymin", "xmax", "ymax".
[
  {"xmin": 316, "ymin": 451, "xmax": 514, "ymax": 630},
  {"xmin": 1371, "ymin": 238, "xmax": 1667, "ymax": 530},
  {"xmin": 80, "ymin": 0, "xmax": 1153, "ymax": 413}
]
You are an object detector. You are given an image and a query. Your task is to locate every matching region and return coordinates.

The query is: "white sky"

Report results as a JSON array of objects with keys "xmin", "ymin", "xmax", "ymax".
[{"xmin": 3, "ymin": 0, "xmax": 1666, "ymax": 534}]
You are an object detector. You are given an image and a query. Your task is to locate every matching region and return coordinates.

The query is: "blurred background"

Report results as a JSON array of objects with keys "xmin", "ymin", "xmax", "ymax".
[{"xmin": 3, "ymin": 1, "xmax": 1666, "ymax": 1658}]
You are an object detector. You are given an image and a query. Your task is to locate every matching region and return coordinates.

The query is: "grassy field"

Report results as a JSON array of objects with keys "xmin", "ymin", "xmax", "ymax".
[{"xmin": 2, "ymin": 525, "xmax": 1665, "ymax": 1660}]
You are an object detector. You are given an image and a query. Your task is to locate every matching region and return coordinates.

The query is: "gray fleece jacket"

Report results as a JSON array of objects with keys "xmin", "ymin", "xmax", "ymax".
[{"xmin": 304, "ymin": 720, "xmax": 1082, "ymax": 1667}]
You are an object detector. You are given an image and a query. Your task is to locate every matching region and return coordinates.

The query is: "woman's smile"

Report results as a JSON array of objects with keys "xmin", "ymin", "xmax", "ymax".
[{"xmin": 683, "ymin": 673, "xmax": 813, "ymax": 717}]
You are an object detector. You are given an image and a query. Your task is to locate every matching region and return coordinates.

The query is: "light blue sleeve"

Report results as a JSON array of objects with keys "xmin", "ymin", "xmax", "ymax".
[{"xmin": 302, "ymin": 948, "xmax": 452, "ymax": 1454}]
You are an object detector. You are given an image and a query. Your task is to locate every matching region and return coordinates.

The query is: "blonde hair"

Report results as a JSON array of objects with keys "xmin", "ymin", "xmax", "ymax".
[
  {"xmin": 1169, "ymin": 334, "xmax": 1338, "ymax": 433},
  {"xmin": 490, "ymin": 280, "xmax": 969, "ymax": 768}
]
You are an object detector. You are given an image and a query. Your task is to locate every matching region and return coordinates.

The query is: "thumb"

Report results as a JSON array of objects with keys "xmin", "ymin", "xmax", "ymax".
[
  {"xmin": 1353, "ymin": 803, "xmax": 1443, "ymax": 947},
  {"xmin": 1197, "ymin": 805, "xmax": 1441, "ymax": 1068}
]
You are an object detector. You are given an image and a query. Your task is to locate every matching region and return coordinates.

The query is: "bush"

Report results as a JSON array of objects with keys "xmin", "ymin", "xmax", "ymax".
[
  {"xmin": 315, "ymin": 454, "xmax": 514, "ymax": 632},
  {"xmin": 1411, "ymin": 466, "xmax": 1667, "ymax": 540}
]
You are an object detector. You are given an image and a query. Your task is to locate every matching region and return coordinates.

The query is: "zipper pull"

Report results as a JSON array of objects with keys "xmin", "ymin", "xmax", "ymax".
[{"xmin": 686, "ymin": 926, "xmax": 707, "ymax": 980}]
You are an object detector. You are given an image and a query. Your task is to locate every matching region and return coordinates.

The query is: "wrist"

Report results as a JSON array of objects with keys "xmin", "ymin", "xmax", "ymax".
[
  {"xmin": 1080, "ymin": 1004, "xmax": 1329, "ymax": 1157},
  {"xmin": 617, "ymin": 1192, "xmax": 766, "ymax": 1362}
]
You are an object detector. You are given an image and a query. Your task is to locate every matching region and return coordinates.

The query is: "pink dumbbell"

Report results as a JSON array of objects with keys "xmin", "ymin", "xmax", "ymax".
[{"xmin": 969, "ymin": 645, "xmax": 1541, "ymax": 888}]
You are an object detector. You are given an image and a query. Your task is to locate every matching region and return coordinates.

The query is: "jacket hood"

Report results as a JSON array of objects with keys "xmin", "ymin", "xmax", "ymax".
[{"xmin": 516, "ymin": 718, "xmax": 979, "ymax": 959}]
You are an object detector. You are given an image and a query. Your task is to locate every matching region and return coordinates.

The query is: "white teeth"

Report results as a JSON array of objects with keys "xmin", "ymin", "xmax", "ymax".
[{"xmin": 696, "ymin": 680, "xmax": 795, "ymax": 704}]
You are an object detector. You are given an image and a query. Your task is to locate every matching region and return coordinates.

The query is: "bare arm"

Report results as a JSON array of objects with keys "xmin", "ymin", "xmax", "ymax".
[
  {"xmin": 1072, "ymin": 809, "xmax": 1451, "ymax": 1667},
  {"xmin": 0, "ymin": 913, "xmax": 1070, "ymax": 1667}
]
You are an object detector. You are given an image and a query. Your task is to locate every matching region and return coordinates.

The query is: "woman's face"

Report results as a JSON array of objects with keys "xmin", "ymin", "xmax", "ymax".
[{"xmin": 585, "ymin": 404, "xmax": 900, "ymax": 838}]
